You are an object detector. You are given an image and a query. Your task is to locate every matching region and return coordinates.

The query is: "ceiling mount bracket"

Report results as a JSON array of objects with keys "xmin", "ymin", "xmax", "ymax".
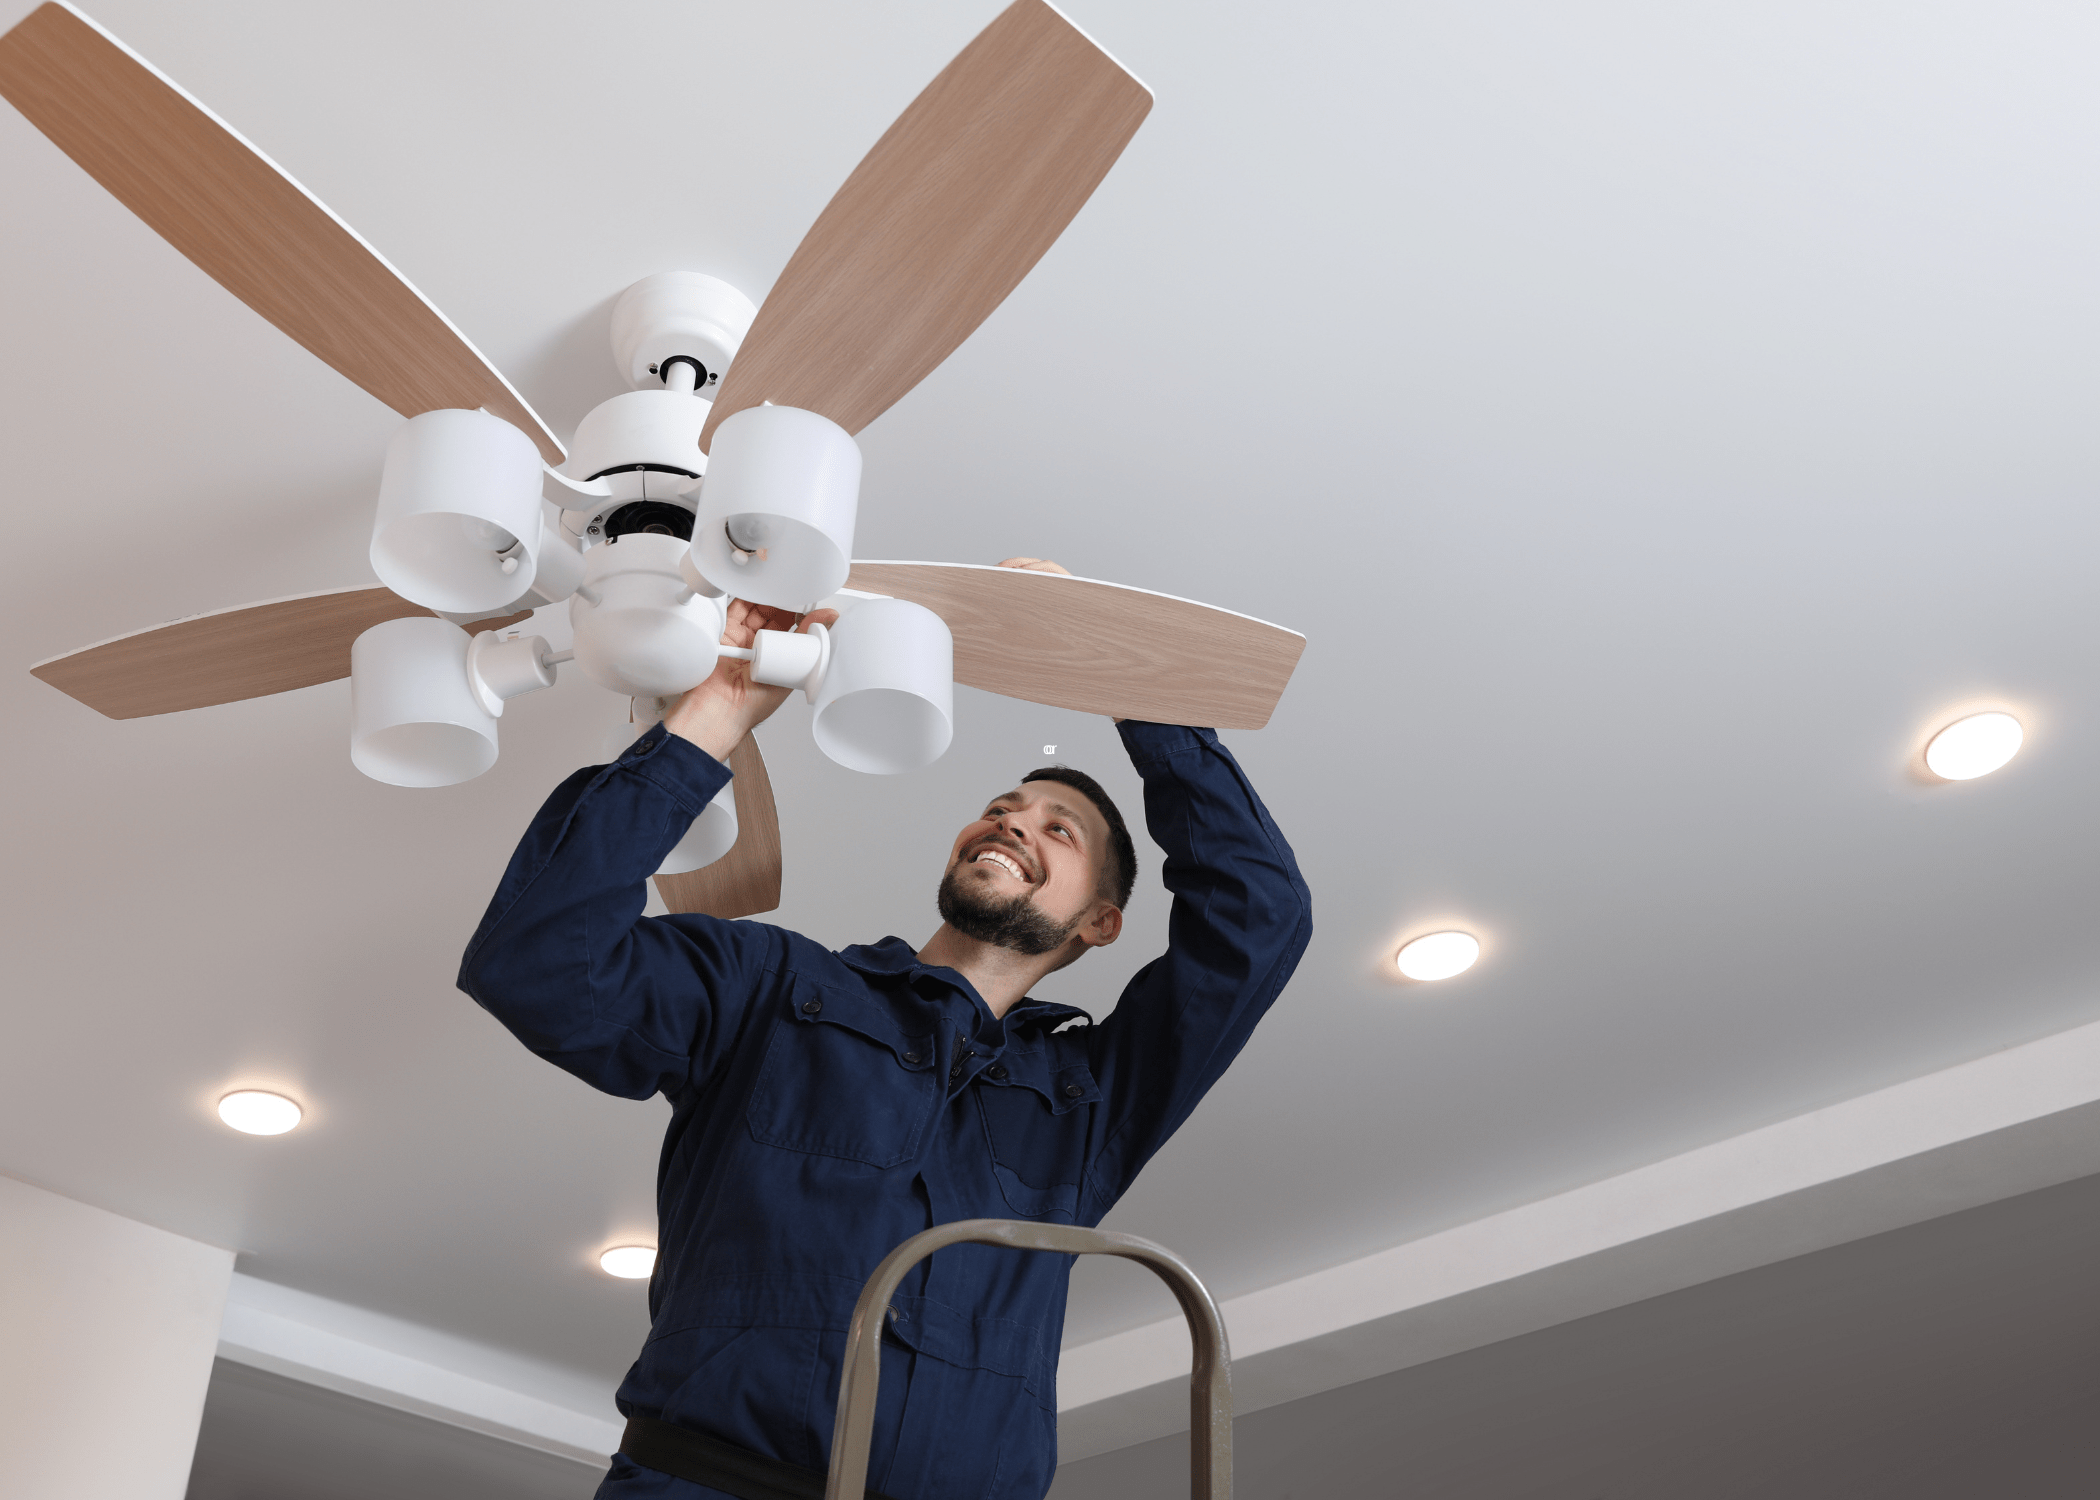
[{"xmin": 610, "ymin": 273, "xmax": 757, "ymax": 392}]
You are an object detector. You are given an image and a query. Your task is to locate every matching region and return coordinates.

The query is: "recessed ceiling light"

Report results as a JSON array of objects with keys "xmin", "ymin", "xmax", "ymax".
[
  {"xmin": 599, "ymin": 1246, "xmax": 657, "ymax": 1280},
  {"xmin": 217, "ymin": 1090, "xmax": 302, "ymax": 1136},
  {"xmin": 1925, "ymin": 712, "xmax": 2023, "ymax": 781},
  {"xmin": 1396, "ymin": 931, "xmax": 1480, "ymax": 981}
]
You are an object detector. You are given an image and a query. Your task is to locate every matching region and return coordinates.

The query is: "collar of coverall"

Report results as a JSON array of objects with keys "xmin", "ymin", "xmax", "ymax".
[{"xmin": 836, "ymin": 937, "xmax": 1095, "ymax": 1033}]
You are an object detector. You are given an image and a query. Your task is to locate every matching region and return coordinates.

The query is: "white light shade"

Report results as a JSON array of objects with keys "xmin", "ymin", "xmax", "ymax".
[
  {"xmin": 689, "ymin": 405, "xmax": 859, "ymax": 609},
  {"xmin": 658, "ymin": 780, "xmax": 738, "ymax": 875},
  {"xmin": 218, "ymin": 1090, "xmax": 302, "ymax": 1135},
  {"xmin": 569, "ymin": 533, "xmax": 728, "ymax": 697},
  {"xmin": 371, "ymin": 409, "xmax": 546, "ymax": 613},
  {"xmin": 599, "ymin": 1245, "xmax": 656, "ymax": 1279},
  {"xmin": 351, "ymin": 616, "xmax": 499, "ymax": 787},
  {"xmin": 811, "ymin": 598, "xmax": 953, "ymax": 775},
  {"xmin": 1396, "ymin": 931, "xmax": 1480, "ymax": 981},
  {"xmin": 1925, "ymin": 711, "xmax": 2023, "ymax": 781}
]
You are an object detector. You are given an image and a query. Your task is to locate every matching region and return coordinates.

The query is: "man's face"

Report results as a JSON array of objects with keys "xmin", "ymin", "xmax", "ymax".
[{"xmin": 936, "ymin": 782, "xmax": 1116, "ymax": 957}]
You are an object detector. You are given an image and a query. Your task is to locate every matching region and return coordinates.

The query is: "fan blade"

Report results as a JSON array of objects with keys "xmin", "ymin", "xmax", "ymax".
[
  {"xmin": 0, "ymin": 4, "xmax": 562, "ymax": 464},
  {"xmin": 700, "ymin": 0, "xmax": 1150, "ymax": 451},
  {"xmin": 843, "ymin": 563, "xmax": 1304, "ymax": 731},
  {"xmin": 30, "ymin": 589, "xmax": 531, "ymax": 720},
  {"xmin": 655, "ymin": 735, "xmax": 783, "ymax": 920}
]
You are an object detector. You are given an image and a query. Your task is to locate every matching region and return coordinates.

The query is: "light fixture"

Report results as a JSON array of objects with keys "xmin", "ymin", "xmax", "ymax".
[
  {"xmin": 1924, "ymin": 711, "xmax": 2023, "ymax": 781},
  {"xmin": 736, "ymin": 599, "xmax": 954, "ymax": 774},
  {"xmin": 369, "ymin": 408, "xmax": 548, "ymax": 614},
  {"xmin": 569, "ymin": 533, "xmax": 729, "ymax": 698},
  {"xmin": 688, "ymin": 404, "xmax": 860, "ymax": 610},
  {"xmin": 599, "ymin": 1245, "xmax": 656, "ymax": 1280},
  {"xmin": 1396, "ymin": 931, "xmax": 1480, "ymax": 982},
  {"xmin": 350, "ymin": 616, "xmax": 565, "ymax": 787},
  {"xmin": 218, "ymin": 1090, "xmax": 302, "ymax": 1135}
]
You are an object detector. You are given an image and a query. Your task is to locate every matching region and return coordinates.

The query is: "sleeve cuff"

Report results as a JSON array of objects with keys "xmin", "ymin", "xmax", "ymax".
[
  {"xmin": 1116, "ymin": 720, "xmax": 1217, "ymax": 767},
  {"xmin": 615, "ymin": 722, "xmax": 733, "ymax": 815}
]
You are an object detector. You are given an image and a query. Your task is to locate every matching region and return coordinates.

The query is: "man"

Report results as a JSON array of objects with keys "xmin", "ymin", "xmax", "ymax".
[{"xmin": 460, "ymin": 561, "xmax": 1312, "ymax": 1500}]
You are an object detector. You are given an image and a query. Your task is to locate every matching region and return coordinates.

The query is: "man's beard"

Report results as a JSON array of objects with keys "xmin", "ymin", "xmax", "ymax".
[{"xmin": 936, "ymin": 863, "xmax": 1082, "ymax": 956}]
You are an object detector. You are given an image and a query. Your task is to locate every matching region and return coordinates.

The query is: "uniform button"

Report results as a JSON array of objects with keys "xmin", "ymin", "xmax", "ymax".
[
  {"xmin": 1062, "ymin": 1083, "xmax": 1084, "ymax": 1099},
  {"xmin": 800, "ymin": 999, "xmax": 822, "ymax": 1016},
  {"xmin": 902, "ymin": 1050, "xmax": 920, "ymax": 1065},
  {"xmin": 988, "ymin": 1064, "xmax": 1009, "ymax": 1081}
]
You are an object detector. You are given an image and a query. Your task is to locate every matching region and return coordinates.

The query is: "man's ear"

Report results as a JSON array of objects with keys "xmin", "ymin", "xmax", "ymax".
[{"xmin": 1081, "ymin": 901, "xmax": 1123, "ymax": 949}]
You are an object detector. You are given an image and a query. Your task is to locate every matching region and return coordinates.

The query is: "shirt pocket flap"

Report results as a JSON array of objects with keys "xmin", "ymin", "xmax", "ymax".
[
  {"xmin": 985, "ymin": 1042, "xmax": 1098, "ymax": 1116},
  {"xmin": 786, "ymin": 982, "xmax": 935, "ymax": 1070}
]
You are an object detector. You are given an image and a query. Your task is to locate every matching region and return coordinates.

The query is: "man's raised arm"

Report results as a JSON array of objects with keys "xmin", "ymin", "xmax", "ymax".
[
  {"xmin": 1080, "ymin": 721, "xmax": 1313, "ymax": 1215},
  {"xmin": 457, "ymin": 726, "xmax": 763, "ymax": 1100}
]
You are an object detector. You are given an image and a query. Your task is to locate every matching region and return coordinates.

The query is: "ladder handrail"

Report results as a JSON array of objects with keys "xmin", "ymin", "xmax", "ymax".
[{"xmin": 825, "ymin": 1218, "xmax": 1232, "ymax": 1500}]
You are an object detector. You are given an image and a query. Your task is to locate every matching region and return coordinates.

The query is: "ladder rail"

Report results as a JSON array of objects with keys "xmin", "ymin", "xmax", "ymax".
[{"xmin": 826, "ymin": 1218, "xmax": 1231, "ymax": 1500}]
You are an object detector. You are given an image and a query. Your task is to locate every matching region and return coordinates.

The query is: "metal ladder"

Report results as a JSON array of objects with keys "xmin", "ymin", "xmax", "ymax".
[{"xmin": 824, "ymin": 1219, "xmax": 1232, "ymax": 1500}]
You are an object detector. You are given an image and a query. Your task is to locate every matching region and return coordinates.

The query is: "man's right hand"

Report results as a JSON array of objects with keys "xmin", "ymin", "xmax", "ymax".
[{"xmin": 664, "ymin": 600, "xmax": 839, "ymax": 763}]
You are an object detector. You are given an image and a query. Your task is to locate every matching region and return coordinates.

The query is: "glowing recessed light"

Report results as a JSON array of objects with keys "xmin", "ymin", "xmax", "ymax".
[
  {"xmin": 599, "ymin": 1246, "xmax": 657, "ymax": 1280},
  {"xmin": 1396, "ymin": 931, "xmax": 1480, "ymax": 981},
  {"xmin": 1925, "ymin": 712, "xmax": 2023, "ymax": 781},
  {"xmin": 217, "ymin": 1090, "xmax": 302, "ymax": 1136}
]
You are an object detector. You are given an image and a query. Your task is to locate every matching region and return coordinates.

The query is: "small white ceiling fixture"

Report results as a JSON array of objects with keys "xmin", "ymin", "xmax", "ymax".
[
  {"xmin": 1397, "ymin": 931, "xmax": 1481, "ymax": 982},
  {"xmin": 217, "ymin": 1090, "xmax": 303, "ymax": 1136},
  {"xmin": 1924, "ymin": 712, "xmax": 2024, "ymax": 781},
  {"xmin": 599, "ymin": 1246, "xmax": 657, "ymax": 1280}
]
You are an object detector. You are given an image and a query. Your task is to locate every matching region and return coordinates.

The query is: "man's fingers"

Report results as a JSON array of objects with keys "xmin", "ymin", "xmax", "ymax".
[
  {"xmin": 799, "ymin": 608, "xmax": 842, "ymax": 633},
  {"xmin": 997, "ymin": 557, "xmax": 1071, "ymax": 576}
]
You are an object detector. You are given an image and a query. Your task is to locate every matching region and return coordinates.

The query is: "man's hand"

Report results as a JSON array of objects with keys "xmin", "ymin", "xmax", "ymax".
[{"xmin": 664, "ymin": 599, "xmax": 840, "ymax": 763}]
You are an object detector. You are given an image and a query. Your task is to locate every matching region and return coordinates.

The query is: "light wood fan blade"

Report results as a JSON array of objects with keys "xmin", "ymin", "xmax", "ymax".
[
  {"xmin": 655, "ymin": 736, "xmax": 782, "ymax": 920},
  {"xmin": 699, "ymin": 0, "xmax": 1151, "ymax": 452},
  {"xmin": 30, "ymin": 589, "xmax": 531, "ymax": 720},
  {"xmin": 0, "ymin": 3, "xmax": 563, "ymax": 465},
  {"xmin": 844, "ymin": 563, "xmax": 1304, "ymax": 731}
]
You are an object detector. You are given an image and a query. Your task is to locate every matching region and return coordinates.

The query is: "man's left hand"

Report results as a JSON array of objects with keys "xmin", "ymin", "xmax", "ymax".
[{"xmin": 665, "ymin": 599, "xmax": 839, "ymax": 762}]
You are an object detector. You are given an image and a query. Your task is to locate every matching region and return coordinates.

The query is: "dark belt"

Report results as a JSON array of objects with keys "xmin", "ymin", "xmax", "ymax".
[{"xmin": 621, "ymin": 1412, "xmax": 903, "ymax": 1500}]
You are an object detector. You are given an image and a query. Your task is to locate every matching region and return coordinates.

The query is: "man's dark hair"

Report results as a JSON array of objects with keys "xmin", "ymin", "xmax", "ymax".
[{"xmin": 1021, "ymin": 766, "xmax": 1137, "ymax": 910}]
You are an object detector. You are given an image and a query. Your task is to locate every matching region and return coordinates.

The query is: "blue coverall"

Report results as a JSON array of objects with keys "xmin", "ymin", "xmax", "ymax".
[{"xmin": 460, "ymin": 719, "xmax": 1311, "ymax": 1500}]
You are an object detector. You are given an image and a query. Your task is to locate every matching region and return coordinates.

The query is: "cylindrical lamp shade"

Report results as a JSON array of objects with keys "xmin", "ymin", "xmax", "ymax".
[
  {"xmin": 351, "ymin": 616, "xmax": 499, "ymax": 787},
  {"xmin": 371, "ymin": 409, "xmax": 546, "ymax": 613},
  {"xmin": 689, "ymin": 405, "xmax": 859, "ymax": 610},
  {"xmin": 811, "ymin": 599, "xmax": 953, "ymax": 775},
  {"xmin": 658, "ymin": 780, "xmax": 738, "ymax": 875}
]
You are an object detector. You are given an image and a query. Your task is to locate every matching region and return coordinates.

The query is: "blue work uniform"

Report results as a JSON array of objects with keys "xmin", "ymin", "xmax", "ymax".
[{"xmin": 460, "ymin": 720, "xmax": 1311, "ymax": 1500}]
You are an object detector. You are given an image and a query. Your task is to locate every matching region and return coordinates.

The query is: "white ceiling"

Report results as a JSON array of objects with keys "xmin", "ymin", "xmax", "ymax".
[{"xmin": 7, "ymin": 0, "xmax": 2100, "ymax": 1403}]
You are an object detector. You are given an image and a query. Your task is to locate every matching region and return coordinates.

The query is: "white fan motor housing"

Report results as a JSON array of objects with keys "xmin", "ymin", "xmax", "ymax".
[
  {"xmin": 610, "ymin": 272, "xmax": 758, "ymax": 392},
  {"xmin": 560, "ymin": 388, "xmax": 712, "ymax": 492},
  {"xmin": 569, "ymin": 533, "xmax": 727, "ymax": 698}
]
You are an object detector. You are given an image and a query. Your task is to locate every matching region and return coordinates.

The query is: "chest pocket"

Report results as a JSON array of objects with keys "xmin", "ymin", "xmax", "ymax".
[
  {"xmin": 975, "ymin": 1042, "xmax": 1102, "ymax": 1220},
  {"xmin": 747, "ymin": 983, "xmax": 938, "ymax": 1169}
]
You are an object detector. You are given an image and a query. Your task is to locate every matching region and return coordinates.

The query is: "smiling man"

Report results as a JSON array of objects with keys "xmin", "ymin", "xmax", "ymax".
[{"xmin": 460, "ymin": 562, "xmax": 1311, "ymax": 1500}]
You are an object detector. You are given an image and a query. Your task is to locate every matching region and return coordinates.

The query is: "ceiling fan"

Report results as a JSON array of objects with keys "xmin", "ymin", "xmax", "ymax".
[{"xmin": 1, "ymin": 0, "xmax": 1306, "ymax": 920}]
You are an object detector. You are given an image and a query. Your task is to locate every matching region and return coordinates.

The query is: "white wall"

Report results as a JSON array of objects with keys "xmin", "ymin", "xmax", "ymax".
[{"xmin": 0, "ymin": 1174, "xmax": 234, "ymax": 1500}]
